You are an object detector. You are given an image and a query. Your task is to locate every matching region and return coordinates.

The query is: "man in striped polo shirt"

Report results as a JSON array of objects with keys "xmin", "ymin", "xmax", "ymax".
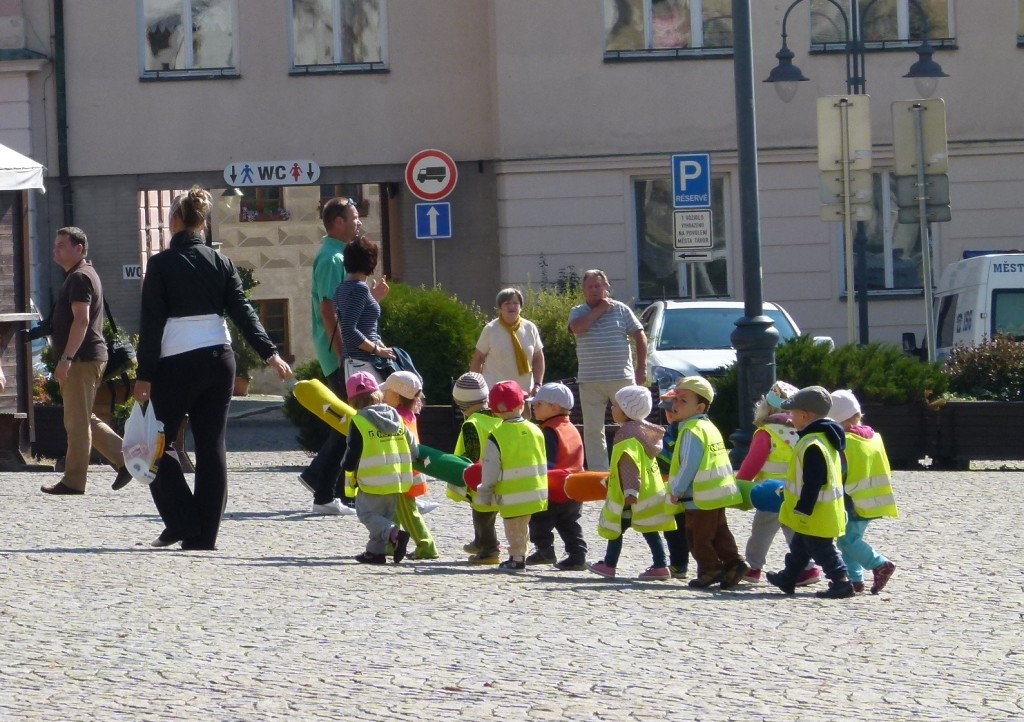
[{"xmin": 568, "ymin": 269, "xmax": 647, "ymax": 471}]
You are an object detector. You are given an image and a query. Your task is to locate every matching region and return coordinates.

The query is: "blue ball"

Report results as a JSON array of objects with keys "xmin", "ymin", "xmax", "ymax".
[{"xmin": 750, "ymin": 479, "xmax": 785, "ymax": 513}]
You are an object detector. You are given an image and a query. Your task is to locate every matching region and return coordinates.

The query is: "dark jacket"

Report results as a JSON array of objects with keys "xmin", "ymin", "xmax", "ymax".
[
  {"xmin": 137, "ymin": 231, "xmax": 276, "ymax": 381},
  {"xmin": 794, "ymin": 418, "xmax": 846, "ymax": 517}
]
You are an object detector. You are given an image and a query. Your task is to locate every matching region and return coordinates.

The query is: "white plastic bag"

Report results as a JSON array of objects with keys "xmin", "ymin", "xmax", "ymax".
[{"xmin": 121, "ymin": 401, "xmax": 166, "ymax": 484}]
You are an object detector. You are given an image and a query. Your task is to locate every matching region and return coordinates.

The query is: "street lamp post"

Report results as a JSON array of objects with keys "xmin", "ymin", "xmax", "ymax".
[
  {"xmin": 728, "ymin": 0, "xmax": 779, "ymax": 467},
  {"xmin": 765, "ymin": 0, "xmax": 947, "ymax": 346}
]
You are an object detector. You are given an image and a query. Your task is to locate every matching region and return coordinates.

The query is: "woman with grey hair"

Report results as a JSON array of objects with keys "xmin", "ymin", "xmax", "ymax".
[{"xmin": 470, "ymin": 287, "xmax": 545, "ymax": 396}]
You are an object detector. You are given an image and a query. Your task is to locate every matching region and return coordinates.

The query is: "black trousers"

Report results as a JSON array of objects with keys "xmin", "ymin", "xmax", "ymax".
[
  {"xmin": 779, "ymin": 531, "xmax": 848, "ymax": 583},
  {"xmin": 528, "ymin": 500, "xmax": 588, "ymax": 558},
  {"xmin": 662, "ymin": 511, "xmax": 690, "ymax": 572},
  {"xmin": 305, "ymin": 369, "xmax": 348, "ymax": 504},
  {"xmin": 148, "ymin": 345, "xmax": 235, "ymax": 549}
]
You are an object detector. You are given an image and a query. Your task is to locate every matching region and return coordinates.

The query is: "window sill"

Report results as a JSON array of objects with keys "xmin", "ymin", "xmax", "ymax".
[
  {"xmin": 140, "ymin": 69, "xmax": 240, "ymax": 82},
  {"xmin": 810, "ymin": 38, "xmax": 957, "ymax": 54},
  {"xmin": 289, "ymin": 64, "xmax": 389, "ymax": 76},
  {"xmin": 604, "ymin": 47, "xmax": 733, "ymax": 62}
]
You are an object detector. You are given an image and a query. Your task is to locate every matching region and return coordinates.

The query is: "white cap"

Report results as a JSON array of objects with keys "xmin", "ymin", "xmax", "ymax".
[
  {"xmin": 614, "ymin": 385, "xmax": 653, "ymax": 421},
  {"xmin": 383, "ymin": 371, "xmax": 422, "ymax": 399},
  {"xmin": 829, "ymin": 389, "xmax": 862, "ymax": 423}
]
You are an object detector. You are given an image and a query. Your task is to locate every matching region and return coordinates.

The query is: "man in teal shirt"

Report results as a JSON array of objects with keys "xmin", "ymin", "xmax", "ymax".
[{"xmin": 301, "ymin": 198, "xmax": 361, "ymax": 515}]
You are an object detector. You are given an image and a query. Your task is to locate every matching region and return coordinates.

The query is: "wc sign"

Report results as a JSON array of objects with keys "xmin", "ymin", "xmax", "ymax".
[{"xmin": 671, "ymin": 153, "xmax": 712, "ymax": 209}]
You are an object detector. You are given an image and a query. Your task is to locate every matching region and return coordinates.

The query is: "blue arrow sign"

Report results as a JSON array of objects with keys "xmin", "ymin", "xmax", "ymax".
[
  {"xmin": 415, "ymin": 202, "xmax": 452, "ymax": 240},
  {"xmin": 671, "ymin": 153, "xmax": 712, "ymax": 209}
]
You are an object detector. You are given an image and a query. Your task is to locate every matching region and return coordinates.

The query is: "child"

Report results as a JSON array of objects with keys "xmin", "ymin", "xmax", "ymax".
[
  {"xmin": 475, "ymin": 381, "xmax": 549, "ymax": 571},
  {"xmin": 830, "ymin": 389, "xmax": 899, "ymax": 594},
  {"xmin": 340, "ymin": 372, "xmax": 415, "ymax": 565},
  {"xmin": 738, "ymin": 380, "xmax": 822, "ymax": 587},
  {"xmin": 766, "ymin": 386, "xmax": 854, "ymax": 599},
  {"xmin": 662, "ymin": 376, "xmax": 749, "ymax": 589},
  {"xmin": 449, "ymin": 372, "xmax": 504, "ymax": 565},
  {"xmin": 525, "ymin": 382, "xmax": 587, "ymax": 571},
  {"xmin": 588, "ymin": 385, "xmax": 675, "ymax": 580},
  {"xmin": 382, "ymin": 371, "xmax": 439, "ymax": 560},
  {"xmin": 656, "ymin": 398, "xmax": 690, "ymax": 578}
]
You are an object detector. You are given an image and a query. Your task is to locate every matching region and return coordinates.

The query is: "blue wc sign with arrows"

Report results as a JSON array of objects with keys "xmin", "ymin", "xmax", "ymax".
[
  {"xmin": 415, "ymin": 202, "xmax": 452, "ymax": 240},
  {"xmin": 223, "ymin": 160, "xmax": 321, "ymax": 187}
]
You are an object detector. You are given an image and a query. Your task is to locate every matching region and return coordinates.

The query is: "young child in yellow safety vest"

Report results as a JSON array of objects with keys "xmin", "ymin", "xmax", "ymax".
[
  {"xmin": 830, "ymin": 389, "xmax": 899, "ymax": 595},
  {"xmin": 449, "ymin": 373, "xmax": 505, "ymax": 564},
  {"xmin": 381, "ymin": 371, "xmax": 438, "ymax": 560},
  {"xmin": 587, "ymin": 385, "xmax": 676, "ymax": 580},
  {"xmin": 341, "ymin": 372, "xmax": 417, "ymax": 565},
  {"xmin": 475, "ymin": 381, "xmax": 548, "ymax": 571},
  {"xmin": 766, "ymin": 386, "xmax": 854, "ymax": 599},
  {"xmin": 663, "ymin": 376, "xmax": 749, "ymax": 589}
]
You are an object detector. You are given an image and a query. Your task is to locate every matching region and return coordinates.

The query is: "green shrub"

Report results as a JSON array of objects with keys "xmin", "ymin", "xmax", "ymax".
[
  {"xmin": 524, "ymin": 286, "xmax": 582, "ymax": 383},
  {"xmin": 708, "ymin": 336, "xmax": 949, "ymax": 442},
  {"xmin": 378, "ymin": 283, "xmax": 486, "ymax": 403},
  {"xmin": 282, "ymin": 359, "xmax": 329, "ymax": 453},
  {"xmin": 944, "ymin": 335, "xmax": 1024, "ymax": 401}
]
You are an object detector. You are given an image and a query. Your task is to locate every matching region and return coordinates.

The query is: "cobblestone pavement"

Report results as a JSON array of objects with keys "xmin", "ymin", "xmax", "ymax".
[{"xmin": 1, "ymin": 405, "xmax": 1022, "ymax": 721}]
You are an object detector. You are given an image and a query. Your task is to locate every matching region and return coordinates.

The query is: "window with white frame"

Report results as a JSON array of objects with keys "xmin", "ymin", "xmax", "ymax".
[
  {"xmin": 840, "ymin": 171, "xmax": 929, "ymax": 293},
  {"xmin": 634, "ymin": 176, "xmax": 729, "ymax": 301},
  {"xmin": 810, "ymin": 0, "xmax": 954, "ymax": 49},
  {"xmin": 604, "ymin": 0, "xmax": 733, "ymax": 58},
  {"xmin": 290, "ymin": 0, "xmax": 387, "ymax": 73},
  {"xmin": 139, "ymin": 0, "xmax": 238, "ymax": 78}
]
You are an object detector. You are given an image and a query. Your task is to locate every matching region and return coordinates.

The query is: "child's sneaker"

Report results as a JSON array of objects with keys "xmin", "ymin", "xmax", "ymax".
[
  {"xmin": 719, "ymin": 560, "xmax": 751, "ymax": 590},
  {"xmin": 468, "ymin": 552, "xmax": 501, "ymax": 565},
  {"xmin": 555, "ymin": 556, "xmax": 588, "ymax": 571},
  {"xmin": 355, "ymin": 551, "xmax": 387, "ymax": 565},
  {"xmin": 498, "ymin": 558, "xmax": 526, "ymax": 572},
  {"xmin": 391, "ymin": 530, "xmax": 411, "ymax": 564},
  {"xmin": 587, "ymin": 561, "xmax": 616, "ymax": 578},
  {"xmin": 668, "ymin": 565, "xmax": 688, "ymax": 579},
  {"xmin": 525, "ymin": 549, "xmax": 557, "ymax": 565},
  {"xmin": 852, "ymin": 581, "xmax": 866, "ymax": 594},
  {"xmin": 638, "ymin": 566, "xmax": 671, "ymax": 580},
  {"xmin": 814, "ymin": 580, "xmax": 855, "ymax": 599},
  {"xmin": 765, "ymin": 571, "xmax": 796, "ymax": 595},
  {"xmin": 742, "ymin": 568, "xmax": 763, "ymax": 584},
  {"xmin": 870, "ymin": 561, "xmax": 896, "ymax": 594},
  {"xmin": 463, "ymin": 542, "xmax": 480, "ymax": 554},
  {"xmin": 687, "ymin": 569, "xmax": 724, "ymax": 589},
  {"xmin": 795, "ymin": 566, "xmax": 823, "ymax": 586}
]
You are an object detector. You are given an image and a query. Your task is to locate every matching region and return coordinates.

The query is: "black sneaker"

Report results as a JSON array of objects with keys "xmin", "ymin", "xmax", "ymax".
[
  {"xmin": 355, "ymin": 551, "xmax": 388, "ymax": 565},
  {"xmin": 719, "ymin": 559, "xmax": 751, "ymax": 590},
  {"xmin": 498, "ymin": 558, "xmax": 526, "ymax": 571},
  {"xmin": 688, "ymin": 569, "xmax": 725, "ymax": 589},
  {"xmin": 111, "ymin": 467, "xmax": 132, "ymax": 491},
  {"xmin": 815, "ymin": 581, "xmax": 856, "ymax": 599},
  {"xmin": 766, "ymin": 572, "xmax": 797, "ymax": 596},
  {"xmin": 555, "ymin": 556, "xmax": 588, "ymax": 571},
  {"xmin": 525, "ymin": 549, "xmax": 557, "ymax": 565},
  {"xmin": 392, "ymin": 530, "xmax": 411, "ymax": 564}
]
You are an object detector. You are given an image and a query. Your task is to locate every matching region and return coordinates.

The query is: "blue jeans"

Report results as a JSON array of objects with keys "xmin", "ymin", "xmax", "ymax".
[
  {"xmin": 837, "ymin": 518, "xmax": 887, "ymax": 583},
  {"xmin": 604, "ymin": 514, "xmax": 667, "ymax": 568}
]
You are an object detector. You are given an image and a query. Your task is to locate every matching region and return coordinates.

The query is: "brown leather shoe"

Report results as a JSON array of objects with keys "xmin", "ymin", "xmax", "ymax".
[{"xmin": 41, "ymin": 481, "xmax": 85, "ymax": 495}]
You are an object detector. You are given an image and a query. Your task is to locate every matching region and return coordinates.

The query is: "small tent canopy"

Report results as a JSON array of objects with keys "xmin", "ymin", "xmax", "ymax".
[{"xmin": 0, "ymin": 143, "xmax": 44, "ymax": 192}]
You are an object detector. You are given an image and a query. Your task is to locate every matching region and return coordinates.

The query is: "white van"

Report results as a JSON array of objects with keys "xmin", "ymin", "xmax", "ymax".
[{"xmin": 931, "ymin": 253, "xmax": 1024, "ymax": 359}]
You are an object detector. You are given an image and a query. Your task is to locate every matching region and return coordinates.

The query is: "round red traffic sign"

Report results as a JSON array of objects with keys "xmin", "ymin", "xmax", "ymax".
[{"xmin": 405, "ymin": 149, "xmax": 458, "ymax": 201}]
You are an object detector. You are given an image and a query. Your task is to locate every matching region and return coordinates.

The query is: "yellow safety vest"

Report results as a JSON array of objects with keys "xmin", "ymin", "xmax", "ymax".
[
  {"xmin": 483, "ymin": 420, "xmax": 548, "ymax": 519},
  {"xmin": 599, "ymin": 437, "xmax": 676, "ymax": 540},
  {"xmin": 780, "ymin": 432, "xmax": 846, "ymax": 538},
  {"xmin": 844, "ymin": 433, "xmax": 899, "ymax": 519},
  {"xmin": 448, "ymin": 411, "xmax": 503, "ymax": 505},
  {"xmin": 351, "ymin": 414, "xmax": 414, "ymax": 495},
  {"xmin": 680, "ymin": 417, "xmax": 742, "ymax": 510},
  {"xmin": 757, "ymin": 422, "xmax": 798, "ymax": 482}
]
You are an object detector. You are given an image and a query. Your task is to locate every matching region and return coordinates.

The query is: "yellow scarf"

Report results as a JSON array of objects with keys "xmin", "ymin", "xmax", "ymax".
[{"xmin": 499, "ymin": 315, "xmax": 531, "ymax": 376}]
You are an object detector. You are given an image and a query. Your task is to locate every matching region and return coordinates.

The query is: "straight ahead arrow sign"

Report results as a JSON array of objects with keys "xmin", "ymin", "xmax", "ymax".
[{"xmin": 426, "ymin": 206, "xmax": 439, "ymax": 236}]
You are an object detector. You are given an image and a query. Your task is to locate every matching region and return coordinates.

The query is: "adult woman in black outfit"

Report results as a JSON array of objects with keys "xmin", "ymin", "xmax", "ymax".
[{"xmin": 134, "ymin": 187, "xmax": 292, "ymax": 550}]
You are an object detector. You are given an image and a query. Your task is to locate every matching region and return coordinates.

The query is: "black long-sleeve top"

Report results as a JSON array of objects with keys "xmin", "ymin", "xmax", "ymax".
[{"xmin": 136, "ymin": 231, "xmax": 277, "ymax": 382}]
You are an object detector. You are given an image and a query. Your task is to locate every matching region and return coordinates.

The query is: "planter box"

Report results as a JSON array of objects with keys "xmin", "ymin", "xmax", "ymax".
[
  {"xmin": 930, "ymin": 401, "xmax": 1024, "ymax": 469},
  {"xmin": 418, "ymin": 405, "xmax": 460, "ymax": 452},
  {"xmin": 860, "ymin": 403, "xmax": 928, "ymax": 470}
]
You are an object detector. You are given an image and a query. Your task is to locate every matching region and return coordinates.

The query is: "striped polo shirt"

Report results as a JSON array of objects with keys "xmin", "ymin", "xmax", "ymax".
[{"xmin": 569, "ymin": 299, "xmax": 643, "ymax": 383}]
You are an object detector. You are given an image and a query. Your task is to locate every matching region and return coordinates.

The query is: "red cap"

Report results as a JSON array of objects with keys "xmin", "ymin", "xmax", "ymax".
[{"xmin": 488, "ymin": 380, "xmax": 526, "ymax": 413}]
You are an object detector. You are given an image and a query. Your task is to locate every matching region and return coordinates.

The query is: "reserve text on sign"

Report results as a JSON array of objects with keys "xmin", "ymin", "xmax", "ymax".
[{"xmin": 672, "ymin": 209, "xmax": 713, "ymax": 250}]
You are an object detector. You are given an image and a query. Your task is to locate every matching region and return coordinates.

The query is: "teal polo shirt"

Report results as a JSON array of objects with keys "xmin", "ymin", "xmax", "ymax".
[{"xmin": 311, "ymin": 235, "xmax": 347, "ymax": 376}]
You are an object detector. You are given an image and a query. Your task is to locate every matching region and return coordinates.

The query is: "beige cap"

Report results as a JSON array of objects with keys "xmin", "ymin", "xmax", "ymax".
[{"xmin": 662, "ymin": 375, "xmax": 715, "ymax": 405}]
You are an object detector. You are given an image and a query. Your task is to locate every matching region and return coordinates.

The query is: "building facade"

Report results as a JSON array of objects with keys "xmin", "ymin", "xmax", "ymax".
[{"xmin": 6, "ymin": 1, "xmax": 1024, "ymax": 389}]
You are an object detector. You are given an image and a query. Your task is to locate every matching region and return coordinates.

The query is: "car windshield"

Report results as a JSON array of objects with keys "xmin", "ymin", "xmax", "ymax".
[{"xmin": 658, "ymin": 308, "xmax": 797, "ymax": 350}]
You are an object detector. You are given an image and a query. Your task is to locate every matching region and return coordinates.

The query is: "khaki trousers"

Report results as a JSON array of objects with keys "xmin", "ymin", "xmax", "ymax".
[
  {"xmin": 578, "ymin": 378, "xmax": 632, "ymax": 472},
  {"xmin": 60, "ymin": 360, "xmax": 124, "ymax": 491},
  {"xmin": 502, "ymin": 514, "xmax": 532, "ymax": 562}
]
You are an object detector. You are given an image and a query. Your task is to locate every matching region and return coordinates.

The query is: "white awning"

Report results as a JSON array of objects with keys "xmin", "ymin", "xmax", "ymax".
[{"xmin": 0, "ymin": 143, "xmax": 45, "ymax": 192}]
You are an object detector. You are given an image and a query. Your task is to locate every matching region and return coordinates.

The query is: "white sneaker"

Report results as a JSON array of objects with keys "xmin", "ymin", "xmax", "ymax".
[
  {"xmin": 417, "ymin": 500, "xmax": 440, "ymax": 515},
  {"xmin": 310, "ymin": 498, "xmax": 356, "ymax": 516}
]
